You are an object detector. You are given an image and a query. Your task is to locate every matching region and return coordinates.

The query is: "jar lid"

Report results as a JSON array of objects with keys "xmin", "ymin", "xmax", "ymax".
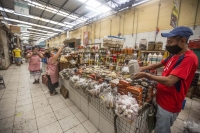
[{"xmin": 128, "ymin": 60, "xmax": 138, "ymax": 64}]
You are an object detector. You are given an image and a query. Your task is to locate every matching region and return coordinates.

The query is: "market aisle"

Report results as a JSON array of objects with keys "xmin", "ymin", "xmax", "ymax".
[{"xmin": 0, "ymin": 63, "xmax": 101, "ymax": 133}]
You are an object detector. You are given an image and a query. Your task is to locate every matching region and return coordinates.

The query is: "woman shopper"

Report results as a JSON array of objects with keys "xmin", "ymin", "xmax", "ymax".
[
  {"xmin": 44, "ymin": 46, "xmax": 63, "ymax": 96},
  {"xmin": 27, "ymin": 46, "xmax": 44, "ymax": 84}
]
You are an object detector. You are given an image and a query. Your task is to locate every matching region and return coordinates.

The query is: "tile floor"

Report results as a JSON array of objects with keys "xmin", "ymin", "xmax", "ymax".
[
  {"xmin": 0, "ymin": 63, "xmax": 200, "ymax": 133},
  {"xmin": 0, "ymin": 63, "xmax": 100, "ymax": 133}
]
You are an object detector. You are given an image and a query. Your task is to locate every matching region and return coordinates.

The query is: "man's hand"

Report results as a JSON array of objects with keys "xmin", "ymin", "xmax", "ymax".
[{"xmin": 133, "ymin": 72, "xmax": 148, "ymax": 79}]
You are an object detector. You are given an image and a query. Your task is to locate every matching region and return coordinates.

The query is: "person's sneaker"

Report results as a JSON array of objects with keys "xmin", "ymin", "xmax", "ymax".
[
  {"xmin": 50, "ymin": 91, "xmax": 58, "ymax": 96},
  {"xmin": 33, "ymin": 80, "xmax": 37, "ymax": 84},
  {"xmin": 36, "ymin": 80, "xmax": 40, "ymax": 84}
]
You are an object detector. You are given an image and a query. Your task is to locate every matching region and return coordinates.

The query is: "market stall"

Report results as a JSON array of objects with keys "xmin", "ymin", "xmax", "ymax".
[{"xmin": 57, "ymin": 38, "xmax": 164, "ymax": 132}]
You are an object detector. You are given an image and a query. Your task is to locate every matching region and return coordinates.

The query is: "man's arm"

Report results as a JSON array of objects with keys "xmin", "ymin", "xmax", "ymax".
[
  {"xmin": 140, "ymin": 62, "xmax": 163, "ymax": 71},
  {"xmin": 134, "ymin": 72, "xmax": 180, "ymax": 87}
]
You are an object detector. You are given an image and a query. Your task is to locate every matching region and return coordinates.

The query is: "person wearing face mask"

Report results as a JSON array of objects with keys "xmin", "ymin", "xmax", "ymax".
[
  {"xmin": 133, "ymin": 26, "xmax": 198, "ymax": 133},
  {"xmin": 27, "ymin": 46, "xmax": 44, "ymax": 84},
  {"xmin": 53, "ymin": 48, "xmax": 58, "ymax": 54},
  {"xmin": 44, "ymin": 46, "xmax": 63, "ymax": 96}
]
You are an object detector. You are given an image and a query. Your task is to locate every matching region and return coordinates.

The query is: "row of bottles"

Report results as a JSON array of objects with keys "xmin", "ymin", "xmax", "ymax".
[{"xmin": 147, "ymin": 53, "xmax": 163, "ymax": 64}]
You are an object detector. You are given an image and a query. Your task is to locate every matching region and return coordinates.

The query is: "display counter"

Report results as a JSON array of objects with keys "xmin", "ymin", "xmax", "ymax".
[{"xmin": 60, "ymin": 78, "xmax": 151, "ymax": 133}]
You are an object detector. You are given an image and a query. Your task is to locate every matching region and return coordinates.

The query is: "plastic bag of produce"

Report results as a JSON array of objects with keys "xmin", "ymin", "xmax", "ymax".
[
  {"xmin": 115, "ymin": 93, "xmax": 139, "ymax": 121},
  {"xmin": 99, "ymin": 89, "xmax": 115, "ymax": 108},
  {"xmin": 183, "ymin": 119, "xmax": 200, "ymax": 133}
]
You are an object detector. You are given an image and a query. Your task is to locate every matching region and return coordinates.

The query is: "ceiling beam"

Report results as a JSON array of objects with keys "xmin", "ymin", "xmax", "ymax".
[
  {"xmin": 55, "ymin": 0, "xmax": 89, "ymax": 28},
  {"xmin": 0, "ymin": 2, "xmax": 11, "ymax": 24},
  {"xmin": 37, "ymin": 0, "xmax": 82, "ymax": 16},
  {"xmin": 37, "ymin": 0, "xmax": 51, "ymax": 24},
  {"xmin": 45, "ymin": 0, "xmax": 69, "ymax": 26}
]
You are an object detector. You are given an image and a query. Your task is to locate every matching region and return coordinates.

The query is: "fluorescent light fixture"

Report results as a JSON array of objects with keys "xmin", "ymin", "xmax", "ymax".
[
  {"xmin": 64, "ymin": 22, "xmax": 76, "ymax": 26},
  {"xmin": 21, "ymin": 31, "xmax": 53, "ymax": 36},
  {"xmin": 119, "ymin": 7, "xmax": 128, "ymax": 12},
  {"xmin": 86, "ymin": 6, "xmax": 101, "ymax": 13},
  {"xmin": 0, "ymin": 7, "xmax": 73, "ymax": 28},
  {"xmin": 21, "ymin": 31, "xmax": 30, "ymax": 33},
  {"xmin": 97, "ymin": 5, "xmax": 111, "ymax": 13},
  {"xmin": 18, "ymin": 24, "xmax": 32, "ymax": 28},
  {"xmin": 77, "ymin": 0, "xmax": 87, "ymax": 2},
  {"xmin": 86, "ymin": 0, "xmax": 101, "ymax": 8},
  {"xmin": 24, "ymin": 0, "xmax": 80, "ymax": 20},
  {"xmin": 4, "ymin": 18, "xmax": 63, "ymax": 32},
  {"xmin": 28, "ymin": 28, "xmax": 57, "ymax": 34}
]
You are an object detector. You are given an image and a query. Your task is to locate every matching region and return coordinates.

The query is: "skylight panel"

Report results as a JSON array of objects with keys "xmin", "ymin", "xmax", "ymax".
[{"xmin": 86, "ymin": 0, "xmax": 101, "ymax": 8}]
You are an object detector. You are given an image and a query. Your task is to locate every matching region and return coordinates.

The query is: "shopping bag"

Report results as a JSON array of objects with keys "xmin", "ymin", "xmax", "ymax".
[{"xmin": 60, "ymin": 85, "xmax": 69, "ymax": 99}]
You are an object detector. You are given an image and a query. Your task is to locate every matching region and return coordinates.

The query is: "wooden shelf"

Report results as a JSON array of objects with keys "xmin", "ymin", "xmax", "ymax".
[
  {"xmin": 137, "ymin": 50, "xmax": 166, "ymax": 53},
  {"xmin": 87, "ymin": 43, "xmax": 101, "ymax": 45}
]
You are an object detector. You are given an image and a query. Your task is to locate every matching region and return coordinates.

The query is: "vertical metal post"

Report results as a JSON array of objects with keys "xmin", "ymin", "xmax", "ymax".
[
  {"xmin": 135, "ymin": 8, "xmax": 139, "ymax": 48},
  {"xmin": 123, "ymin": 11, "xmax": 126, "ymax": 37},
  {"xmin": 155, "ymin": 0, "xmax": 161, "ymax": 42},
  {"xmin": 193, "ymin": 0, "xmax": 199, "ymax": 30},
  {"xmin": 110, "ymin": 19, "xmax": 112, "ymax": 36},
  {"xmin": 177, "ymin": 0, "xmax": 182, "ymax": 26},
  {"xmin": 132, "ymin": 8, "xmax": 136, "ymax": 37}
]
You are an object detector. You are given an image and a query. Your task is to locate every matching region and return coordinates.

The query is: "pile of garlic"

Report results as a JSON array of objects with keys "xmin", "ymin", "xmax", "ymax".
[{"xmin": 115, "ymin": 93, "xmax": 139, "ymax": 121}]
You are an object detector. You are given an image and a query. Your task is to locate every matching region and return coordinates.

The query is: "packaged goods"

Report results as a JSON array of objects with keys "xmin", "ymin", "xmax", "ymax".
[
  {"xmin": 119, "ymin": 80, "xmax": 131, "ymax": 87},
  {"xmin": 121, "ymin": 66, "xmax": 129, "ymax": 75},
  {"xmin": 126, "ymin": 86, "xmax": 142, "ymax": 95},
  {"xmin": 115, "ymin": 93, "xmax": 139, "ymax": 121},
  {"xmin": 99, "ymin": 88, "xmax": 116, "ymax": 108}
]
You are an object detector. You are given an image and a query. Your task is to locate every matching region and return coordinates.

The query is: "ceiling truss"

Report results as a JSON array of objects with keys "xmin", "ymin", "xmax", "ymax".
[{"xmin": 0, "ymin": 0, "xmax": 150, "ymax": 42}]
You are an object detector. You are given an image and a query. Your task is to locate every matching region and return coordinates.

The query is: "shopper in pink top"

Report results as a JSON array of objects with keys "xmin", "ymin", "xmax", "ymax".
[
  {"xmin": 44, "ymin": 46, "xmax": 63, "ymax": 96},
  {"xmin": 27, "ymin": 46, "xmax": 44, "ymax": 84}
]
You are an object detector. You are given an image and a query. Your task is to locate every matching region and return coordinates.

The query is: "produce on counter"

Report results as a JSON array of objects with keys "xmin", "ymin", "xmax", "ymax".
[
  {"xmin": 59, "ymin": 64, "xmax": 157, "ymax": 122},
  {"xmin": 60, "ymin": 55, "xmax": 68, "ymax": 63},
  {"xmin": 99, "ymin": 88, "xmax": 116, "ymax": 108}
]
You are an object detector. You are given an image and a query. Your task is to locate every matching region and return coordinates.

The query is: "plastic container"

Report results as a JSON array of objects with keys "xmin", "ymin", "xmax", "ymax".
[
  {"xmin": 133, "ymin": 52, "xmax": 137, "ymax": 60},
  {"xmin": 155, "ymin": 41, "xmax": 163, "ymax": 50},
  {"xmin": 128, "ymin": 60, "xmax": 140, "ymax": 76},
  {"xmin": 152, "ymin": 53, "xmax": 157, "ymax": 64},
  {"xmin": 139, "ymin": 39, "xmax": 147, "ymax": 50},
  {"xmin": 147, "ymin": 53, "xmax": 153, "ymax": 64},
  {"xmin": 148, "ymin": 41, "xmax": 155, "ymax": 50},
  {"xmin": 157, "ymin": 53, "xmax": 163, "ymax": 63}
]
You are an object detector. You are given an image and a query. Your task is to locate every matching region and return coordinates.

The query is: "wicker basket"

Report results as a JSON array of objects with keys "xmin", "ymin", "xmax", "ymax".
[{"xmin": 59, "ymin": 62, "xmax": 69, "ymax": 71}]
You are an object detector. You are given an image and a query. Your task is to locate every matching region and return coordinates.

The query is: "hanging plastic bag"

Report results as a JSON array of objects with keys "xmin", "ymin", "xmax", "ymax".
[{"xmin": 184, "ymin": 119, "xmax": 200, "ymax": 133}]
